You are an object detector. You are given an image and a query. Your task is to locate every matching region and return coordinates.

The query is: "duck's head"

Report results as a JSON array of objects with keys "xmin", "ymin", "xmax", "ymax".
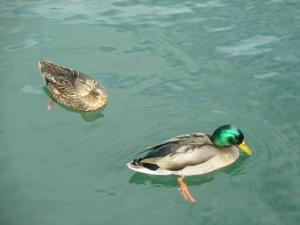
[
  {"xmin": 211, "ymin": 124, "xmax": 253, "ymax": 155},
  {"xmin": 76, "ymin": 76, "xmax": 106, "ymax": 100}
]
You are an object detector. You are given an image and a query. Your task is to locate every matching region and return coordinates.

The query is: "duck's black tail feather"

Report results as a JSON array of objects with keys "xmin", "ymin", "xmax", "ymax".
[{"xmin": 131, "ymin": 158, "xmax": 159, "ymax": 171}]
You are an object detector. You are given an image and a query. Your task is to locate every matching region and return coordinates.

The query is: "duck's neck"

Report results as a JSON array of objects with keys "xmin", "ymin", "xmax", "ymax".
[{"xmin": 210, "ymin": 134, "xmax": 231, "ymax": 147}]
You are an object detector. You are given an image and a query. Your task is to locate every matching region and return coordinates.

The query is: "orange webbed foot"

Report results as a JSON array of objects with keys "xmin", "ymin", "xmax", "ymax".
[
  {"xmin": 177, "ymin": 177, "xmax": 196, "ymax": 203},
  {"xmin": 48, "ymin": 98, "xmax": 54, "ymax": 110}
]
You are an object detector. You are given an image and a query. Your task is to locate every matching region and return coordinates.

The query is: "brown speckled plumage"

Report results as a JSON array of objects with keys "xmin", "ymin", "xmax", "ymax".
[{"xmin": 38, "ymin": 59, "xmax": 108, "ymax": 111}]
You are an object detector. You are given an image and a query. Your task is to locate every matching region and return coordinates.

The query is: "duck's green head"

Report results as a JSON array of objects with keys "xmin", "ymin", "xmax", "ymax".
[{"xmin": 211, "ymin": 124, "xmax": 253, "ymax": 155}]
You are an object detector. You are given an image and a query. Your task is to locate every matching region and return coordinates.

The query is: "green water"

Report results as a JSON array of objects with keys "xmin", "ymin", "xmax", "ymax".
[{"xmin": 1, "ymin": 0, "xmax": 300, "ymax": 224}]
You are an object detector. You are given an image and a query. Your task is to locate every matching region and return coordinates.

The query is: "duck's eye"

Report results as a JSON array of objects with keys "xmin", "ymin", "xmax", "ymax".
[
  {"xmin": 92, "ymin": 88, "xmax": 102, "ymax": 96},
  {"xmin": 235, "ymin": 135, "xmax": 243, "ymax": 144}
]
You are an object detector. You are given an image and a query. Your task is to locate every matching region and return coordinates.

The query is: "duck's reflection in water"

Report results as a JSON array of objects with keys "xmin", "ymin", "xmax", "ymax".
[{"xmin": 128, "ymin": 172, "xmax": 215, "ymax": 188}]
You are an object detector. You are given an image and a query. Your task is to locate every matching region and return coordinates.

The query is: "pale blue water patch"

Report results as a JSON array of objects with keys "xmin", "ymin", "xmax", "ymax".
[
  {"xmin": 5, "ymin": 38, "xmax": 39, "ymax": 51},
  {"xmin": 217, "ymin": 35, "xmax": 280, "ymax": 56},
  {"xmin": 1, "ymin": 0, "xmax": 300, "ymax": 225},
  {"xmin": 20, "ymin": 84, "xmax": 44, "ymax": 95},
  {"xmin": 1, "ymin": 0, "xmax": 205, "ymax": 25},
  {"xmin": 253, "ymin": 72, "xmax": 279, "ymax": 79}
]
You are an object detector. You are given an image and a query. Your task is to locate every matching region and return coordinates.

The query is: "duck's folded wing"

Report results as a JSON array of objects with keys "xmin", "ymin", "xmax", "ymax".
[
  {"xmin": 139, "ymin": 133, "xmax": 218, "ymax": 171},
  {"xmin": 140, "ymin": 132, "xmax": 209, "ymax": 154},
  {"xmin": 39, "ymin": 62, "xmax": 80, "ymax": 96}
]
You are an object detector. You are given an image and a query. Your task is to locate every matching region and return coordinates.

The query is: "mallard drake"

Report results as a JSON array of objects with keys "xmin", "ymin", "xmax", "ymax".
[
  {"xmin": 38, "ymin": 59, "xmax": 108, "ymax": 111},
  {"xmin": 127, "ymin": 125, "xmax": 253, "ymax": 203}
]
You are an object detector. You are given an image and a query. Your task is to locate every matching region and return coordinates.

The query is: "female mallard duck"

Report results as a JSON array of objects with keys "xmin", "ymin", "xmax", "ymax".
[
  {"xmin": 127, "ymin": 125, "xmax": 253, "ymax": 203},
  {"xmin": 38, "ymin": 59, "xmax": 108, "ymax": 111}
]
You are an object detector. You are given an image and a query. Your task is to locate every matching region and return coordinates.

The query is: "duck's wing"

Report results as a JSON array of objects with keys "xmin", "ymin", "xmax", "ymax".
[{"xmin": 135, "ymin": 133, "xmax": 219, "ymax": 171}]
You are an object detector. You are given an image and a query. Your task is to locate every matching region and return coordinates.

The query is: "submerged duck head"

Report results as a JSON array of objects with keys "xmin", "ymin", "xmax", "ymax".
[{"xmin": 211, "ymin": 124, "xmax": 252, "ymax": 155}]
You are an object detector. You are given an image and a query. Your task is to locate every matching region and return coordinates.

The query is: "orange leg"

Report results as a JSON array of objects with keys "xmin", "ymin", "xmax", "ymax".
[
  {"xmin": 177, "ymin": 176, "xmax": 196, "ymax": 203},
  {"xmin": 48, "ymin": 98, "xmax": 54, "ymax": 110}
]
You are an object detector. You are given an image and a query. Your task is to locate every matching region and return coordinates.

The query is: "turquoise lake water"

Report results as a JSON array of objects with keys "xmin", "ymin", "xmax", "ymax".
[{"xmin": 1, "ymin": 0, "xmax": 300, "ymax": 224}]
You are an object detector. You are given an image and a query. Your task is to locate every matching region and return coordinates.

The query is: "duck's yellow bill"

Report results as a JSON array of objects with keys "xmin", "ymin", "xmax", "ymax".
[{"xmin": 239, "ymin": 141, "xmax": 253, "ymax": 156}]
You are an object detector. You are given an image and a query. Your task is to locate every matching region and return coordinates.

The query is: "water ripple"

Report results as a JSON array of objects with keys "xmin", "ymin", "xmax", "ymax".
[
  {"xmin": 0, "ymin": 0, "xmax": 224, "ymax": 26},
  {"xmin": 230, "ymin": 111, "xmax": 295, "ymax": 167},
  {"xmin": 20, "ymin": 84, "xmax": 44, "ymax": 95},
  {"xmin": 0, "ymin": 25, "xmax": 27, "ymax": 34},
  {"xmin": 253, "ymin": 72, "xmax": 279, "ymax": 80},
  {"xmin": 217, "ymin": 35, "xmax": 280, "ymax": 56},
  {"xmin": 205, "ymin": 25, "xmax": 235, "ymax": 33},
  {"xmin": 5, "ymin": 38, "xmax": 39, "ymax": 51}
]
